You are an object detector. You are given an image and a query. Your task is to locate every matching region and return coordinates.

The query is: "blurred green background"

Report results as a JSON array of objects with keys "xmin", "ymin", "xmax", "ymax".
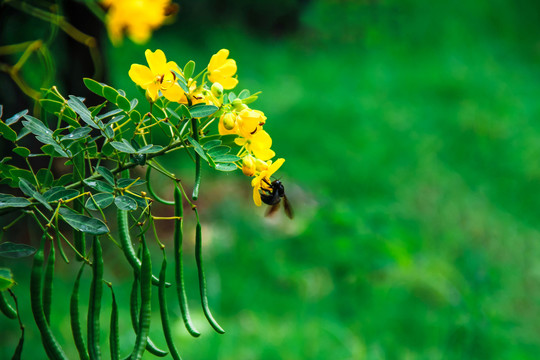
[{"xmin": 3, "ymin": 0, "xmax": 540, "ymax": 358}]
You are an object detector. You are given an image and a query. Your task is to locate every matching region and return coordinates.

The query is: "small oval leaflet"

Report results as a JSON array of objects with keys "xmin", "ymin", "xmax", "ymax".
[
  {"xmin": 86, "ymin": 193, "xmax": 115, "ymax": 211},
  {"xmin": 59, "ymin": 207, "xmax": 110, "ymax": 235},
  {"xmin": 0, "ymin": 242, "xmax": 37, "ymax": 258},
  {"xmin": 114, "ymin": 195, "xmax": 137, "ymax": 211}
]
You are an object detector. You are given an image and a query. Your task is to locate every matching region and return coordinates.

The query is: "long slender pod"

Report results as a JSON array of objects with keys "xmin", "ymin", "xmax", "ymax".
[
  {"xmin": 109, "ymin": 285, "xmax": 120, "ymax": 360},
  {"xmin": 71, "ymin": 264, "xmax": 89, "ymax": 360},
  {"xmin": 43, "ymin": 240, "xmax": 55, "ymax": 324},
  {"xmin": 128, "ymin": 245, "xmax": 168, "ymax": 357},
  {"xmin": 194, "ymin": 209, "xmax": 225, "ymax": 334},
  {"xmin": 9, "ymin": 290, "xmax": 24, "ymax": 360},
  {"xmin": 0, "ymin": 290, "xmax": 17, "ymax": 319},
  {"xmin": 130, "ymin": 237, "xmax": 152, "ymax": 360},
  {"xmin": 129, "ymin": 245, "xmax": 168, "ymax": 357},
  {"xmin": 158, "ymin": 252, "xmax": 182, "ymax": 360},
  {"xmin": 117, "ymin": 208, "xmax": 163, "ymax": 286},
  {"xmin": 191, "ymin": 118, "xmax": 201, "ymax": 200},
  {"xmin": 30, "ymin": 235, "xmax": 67, "ymax": 359},
  {"xmin": 88, "ymin": 236, "xmax": 103, "ymax": 360},
  {"xmin": 174, "ymin": 185, "xmax": 200, "ymax": 337}
]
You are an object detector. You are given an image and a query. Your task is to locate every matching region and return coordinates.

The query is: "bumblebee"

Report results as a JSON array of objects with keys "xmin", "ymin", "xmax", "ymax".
[{"xmin": 260, "ymin": 179, "xmax": 293, "ymax": 219}]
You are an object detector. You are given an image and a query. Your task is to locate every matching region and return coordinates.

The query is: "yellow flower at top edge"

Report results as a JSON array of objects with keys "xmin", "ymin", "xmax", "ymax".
[
  {"xmin": 103, "ymin": 0, "xmax": 172, "ymax": 45},
  {"xmin": 128, "ymin": 49, "xmax": 185, "ymax": 102},
  {"xmin": 251, "ymin": 158, "xmax": 285, "ymax": 206},
  {"xmin": 208, "ymin": 49, "xmax": 238, "ymax": 90}
]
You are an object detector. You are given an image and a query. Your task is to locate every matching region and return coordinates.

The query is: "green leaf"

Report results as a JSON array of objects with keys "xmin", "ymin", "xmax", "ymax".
[
  {"xmin": 59, "ymin": 207, "xmax": 109, "ymax": 235},
  {"xmin": 117, "ymin": 178, "xmax": 145, "ymax": 188},
  {"xmin": 6, "ymin": 109, "xmax": 28, "ymax": 125},
  {"xmin": 179, "ymin": 104, "xmax": 191, "ymax": 119},
  {"xmin": 101, "ymin": 142, "xmax": 114, "ymax": 157},
  {"xmin": 9, "ymin": 169, "xmax": 35, "ymax": 187},
  {"xmin": 215, "ymin": 163, "xmax": 238, "ymax": 172},
  {"xmin": 96, "ymin": 109, "xmax": 122, "ymax": 121},
  {"xmin": 238, "ymin": 89, "xmax": 251, "ymax": 99},
  {"xmin": 207, "ymin": 145, "xmax": 231, "ymax": 157},
  {"xmin": 84, "ymin": 179, "xmax": 114, "ymax": 193},
  {"xmin": 114, "ymin": 195, "xmax": 137, "ymax": 211},
  {"xmin": 130, "ymin": 98, "xmax": 138, "ymax": 111},
  {"xmin": 67, "ymin": 96, "xmax": 98, "ymax": 129},
  {"xmin": 36, "ymin": 169, "xmax": 54, "ymax": 188},
  {"xmin": 0, "ymin": 242, "xmax": 36, "ymax": 258},
  {"xmin": 18, "ymin": 178, "xmax": 36, "ymax": 197},
  {"xmin": 228, "ymin": 92, "xmax": 237, "ymax": 104},
  {"xmin": 102, "ymin": 126, "xmax": 114, "ymax": 139},
  {"xmin": 213, "ymin": 154, "xmax": 241, "ymax": 163},
  {"xmin": 96, "ymin": 166, "xmax": 115, "ymax": 186},
  {"xmin": 130, "ymin": 110, "xmax": 141, "ymax": 124},
  {"xmin": 176, "ymin": 75, "xmax": 189, "ymax": 93},
  {"xmin": 83, "ymin": 78, "xmax": 105, "ymax": 96},
  {"xmin": 183, "ymin": 60, "xmax": 195, "ymax": 80},
  {"xmin": 103, "ymin": 86, "xmax": 119, "ymax": 104},
  {"xmin": 54, "ymin": 173, "xmax": 73, "ymax": 187},
  {"xmin": 124, "ymin": 192, "xmax": 150, "ymax": 209},
  {"xmin": 186, "ymin": 136, "xmax": 208, "ymax": 161},
  {"xmin": 22, "ymin": 115, "xmax": 53, "ymax": 137},
  {"xmin": 242, "ymin": 95, "xmax": 259, "ymax": 104},
  {"xmin": 203, "ymin": 140, "xmax": 222, "ymax": 150},
  {"xmin": 13, "ymin": 147, "xmax": 30, "ymax": 157},
  {"xmin": 138, "ymin": 144, "xmax": 164, "ymax": 154},
  {"xmin": 0, "ymin": 194, "xmax": 31, "ymax": 209},
  {"xmin": 105, "ymin": 115, "xmax": 125, "ymax": 127},
  {"xmin": 86, "ymin": 193, "xmax": 114, "ymax": 211},
  {"xmin": 0, "ymin": 268, "xmax": 14, "ymax": 291},
  {"xmin": 189, "ymin": 104, "xmax": 218, "ymax": 118},
  {"xmin": 45, "ymin": 188, "xmax": 79, "ymax": 202},
  {"xmin": 0, "ymin": 121, "xmax": 17, "ymax": 142},
  {"xmin": 116, "ymin": 95, "xmax": 131, "ymax": 112},
  {"xmin": 110, "ymin": 141, "xmax": 137, "ymax": 154},
  {"xmin": 40, "ymin": 98, "xmax": 64, "ymax": 114},
  {"xmin": 19, "ymin": 179, "xmax": 52, "ymax": 210},
  {"xmin": 62, "ymin": 127, "xmax": 92, "ymax": 141}
]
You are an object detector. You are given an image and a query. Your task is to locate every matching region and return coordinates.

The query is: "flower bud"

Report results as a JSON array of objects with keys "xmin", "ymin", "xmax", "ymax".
[
  {"xmin": 242, "ymin": 155, "xmax": 256, "ymax": 176},
  {"xmin": 232, "ymin": 98, "xmax": 247, "ymax": 111},
  {"xmin": 221, "ymin": 112, "xmax": 237, "ymax": 130},
  {"xmin": 211, "ymin": 82, "xmax": 224, "ymax": 97}
]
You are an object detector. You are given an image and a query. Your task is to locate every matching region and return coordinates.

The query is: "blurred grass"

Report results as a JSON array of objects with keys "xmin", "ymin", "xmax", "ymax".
[{"xmin": 4, "ymin": 0, "xmax": 540, "ymax": 358}]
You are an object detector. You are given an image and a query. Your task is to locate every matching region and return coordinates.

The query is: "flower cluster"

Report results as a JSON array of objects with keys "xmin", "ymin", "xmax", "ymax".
[
  {"xmin": 128, "ymin": 49, "xmax": 285, "ymax": 206},
  {"xmin": 101, "ymin": 0, "xmax": 175, "ymax": 45}
]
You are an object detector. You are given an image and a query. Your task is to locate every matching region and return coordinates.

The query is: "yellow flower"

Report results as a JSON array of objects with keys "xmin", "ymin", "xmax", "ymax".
[
  {"xmin": 128, "ymin": 49, "xmax": 185, "ymax": 102},
  {"xmin": 103, "ymin": 0, "xmax": 172, "ymax": 45},
  {"xmin": 208, "ymin": 49, "xmax": 238, "ymax": 90},
  {"xmin": 236, "ymin": 108, "xmax": 266, "ymax": 138},
  {"xmin": 251, "ymin": 158, "xmax": 285, "ymax": 206},
  {"xmin": 236, "ymin": 129, "xmax": 275, "ymax": 161}
]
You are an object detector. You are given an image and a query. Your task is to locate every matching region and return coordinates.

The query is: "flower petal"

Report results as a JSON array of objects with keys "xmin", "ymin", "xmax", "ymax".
[
  {"xmin": 129, "ymin": 64, "xmax": 154, "ymax": 86},
  {"xmin": 218, "ymin": 59, "xmax": 237, "ymax": 77},
  {"xmin": 208, "ymin": 49, "xmax": 229, "ymax": 71},
  {"xmin": 145, "ymin": 49, "xmax": 168, "ymax": 74},
  {"xmin": 162, "ymin": 84, "xmax": 185, "ymax": 102}
]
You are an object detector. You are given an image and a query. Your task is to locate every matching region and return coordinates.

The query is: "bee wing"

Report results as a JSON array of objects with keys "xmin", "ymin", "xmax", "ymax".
[
  {"xmin": 265, "ymin": 202, "xmax": 281, "ymax": 217},
  {"xmin": 283, "ymin": 195, "xmax": 293, "ymax": 219}
]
